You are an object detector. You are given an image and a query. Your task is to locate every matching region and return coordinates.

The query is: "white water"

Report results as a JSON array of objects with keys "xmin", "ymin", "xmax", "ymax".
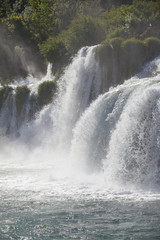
[
  {"xmin": 0, "ymin": 48, "xmax": 160, "ymax": 200},
  {"xmin": 0, "ymin": 63, "xmax": 55, "ymax": 136},
  {"xmin": 51, "ymin": 46, "xmax": 102, "ymax": 150}
]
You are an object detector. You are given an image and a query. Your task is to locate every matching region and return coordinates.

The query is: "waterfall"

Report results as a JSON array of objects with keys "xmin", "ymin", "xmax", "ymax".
[
  {"xmin": 0, "ymin": 88, "xmax": 35, "ymax": 137},
  {"xmin": 0, "ymin": 63, "xmax": 55, "ymax": 137},
  {"xmin": 70, "ymin": 57, "xmax": 160, "ymax": 190},
  {"xmin": 32, "ymin": 46, "xmax": 102, "ymax": 151},
  {"xmin": 0, "ymin": 46, "xmax": 160, "ymax": 192},
  {"xmin": 0, "ymin": 93, "xmax": 17, "ymax": 136},
  {"xmin": 52, "ymin": 46, "xmax": 102, "ymax": 149}
]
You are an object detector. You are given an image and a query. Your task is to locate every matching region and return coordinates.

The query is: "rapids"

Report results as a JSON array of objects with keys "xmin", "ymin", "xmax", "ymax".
[
  {"xmin": 0, "ymin": 47, "xmax": 160, "ymax": 192},
  {"xmin": 0, "ymin": 46, "xmax": 160, "ymax": 239}
]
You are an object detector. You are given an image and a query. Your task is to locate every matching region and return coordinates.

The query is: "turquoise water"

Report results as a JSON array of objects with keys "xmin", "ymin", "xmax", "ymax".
[
  {"xmin": 1, "ymin": 55, "xmax": 160, "ymax": 239},
  {"xmin": 0, "ymin": 169, "xmax": 160, "ymax": 240}
]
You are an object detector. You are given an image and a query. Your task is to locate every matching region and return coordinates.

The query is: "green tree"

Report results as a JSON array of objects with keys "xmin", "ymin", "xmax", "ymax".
[
  {"xmin": 15, "ymin": 85, "xmax": 30, "ymax": 115},
  {"xmin": 38, "ymin": 81, "xmax": 57, "ymax": 107},
  {"xmin": 62, "ymin": 15, "xmax": 106, "ymax": 54},
  {"xmin": 25, "ymin": 0, "xmax": 60, "ymax": 43},
  {"xmin": 0, "ymin": 0, "xmax": 11, "ymax": 18}
]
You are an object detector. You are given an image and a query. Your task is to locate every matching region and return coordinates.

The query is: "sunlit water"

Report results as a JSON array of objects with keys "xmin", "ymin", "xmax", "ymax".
[
  {"xmin": 0, "ymin": 167, "xmax": 160, "ymax": 239},
  {"xmin": 0, "ymin": 49, "xmax": 160, "ymax": 239}
]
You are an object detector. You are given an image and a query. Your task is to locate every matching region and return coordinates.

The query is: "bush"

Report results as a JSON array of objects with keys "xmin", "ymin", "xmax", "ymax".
[
  {"xmin": 62, "ymin": 15, "xmax": 106, "ymax": 54},
  {"xmin": 144, "ymin": 37, "xmax": 160, "ymax": 60},
  {"xmin": 39, "ymin": 35, "xmax": 68, "ymax": 72},
  {"xmin": 38, "ymin": 81, "xmax": 57, "ymax": 107},
  {"xmin": 95, "ymin": 37, "xmax": 123, "ymax": 66},
  {"xmin": 15, "ymin": 85, "xmax": 30, "ymax": 115},
  {"xmin": 100, "ymin": 4, "xmax": 134, "ymax": 33},
  {"xmin": 120, "ymin": 38, "xmax": 146, "ymax": 79},
  {"xmin": 95, "ymin": 38, "xmax": 123, "ymax": 87},
  {"xmin": 108, "ymin": 28, "xmax": 128, "ymax": 39},
  {"xmin": 100, "ymin": 1, "xmax": 160, "ymax": 39},
  {"xmin": 121, "ymin": 38, "xmax": 146, "ymax": 55},
  {"xmin": 110, "ymin": 37, "xmax": 123, "ymax": 53},
  {"xmin": 95, "ymin": 40, "xmax": 112, "ymax": 66},
  {"xmin": 95, "ymin": 36, "xmax": 160, "ymax": 87},
  {"xmin": 0, "ymin": 86, "xmax": 13, "ymax": 109}
]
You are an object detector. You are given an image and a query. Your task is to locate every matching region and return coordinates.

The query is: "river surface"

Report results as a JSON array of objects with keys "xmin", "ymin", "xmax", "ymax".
[
  {"xmin": 1, "ymin": 50, "xmax": 160, "ymax": 239},
  {"xmin": 0, "ymin": 167, "xmax": 160, "ymax": 240}
]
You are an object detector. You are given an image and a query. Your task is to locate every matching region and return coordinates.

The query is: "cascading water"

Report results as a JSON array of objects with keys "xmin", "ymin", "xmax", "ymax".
[
  {"xmin": 0, "ymin": 63, "xmax": 54, "ymax": 137},
  {"xmin": 0, "ymin": 92, "xmax": 16, "ymax": 136},
  {"xmin": 71, "ymin": 57, "xmax": 160, "ymax": 190},
  {"xmin": 50, "ymin": 46, "xmax": 102, "ymax": 150},
  {"xmin": 0, "ymin": 47, "xmax": 160, "ymax": 191},
  {"xmin": 0, "ymin": 47, "xmax": 160, "ymax": 240}
]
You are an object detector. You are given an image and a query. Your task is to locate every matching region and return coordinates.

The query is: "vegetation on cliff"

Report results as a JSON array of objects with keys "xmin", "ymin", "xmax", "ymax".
[
  {"xmin": 0, "ymin": 86, "xmax": 13, "ymax": 109},
  {"xmin": 15, "ymin": 85, "xmax": 30, "ymax": 115},
  {"xmin": 0, "ymin": 0, "xmax": 159, "ymax": 128},
  {"xmin": 0, "ymin": 0, "xmax": 159, "ymax": 84},
  {"xmin": 38, "ymin": 80, "xmax": 57, "ymax": 107},
  {"xmin": 96, "ymin": 36, "xmax": 160, "ymax": 84}
]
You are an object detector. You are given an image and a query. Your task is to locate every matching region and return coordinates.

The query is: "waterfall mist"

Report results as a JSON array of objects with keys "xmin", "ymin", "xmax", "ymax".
[{"xmin": 0, "ymin": 47, "xmax": 160, "ymax": 197}]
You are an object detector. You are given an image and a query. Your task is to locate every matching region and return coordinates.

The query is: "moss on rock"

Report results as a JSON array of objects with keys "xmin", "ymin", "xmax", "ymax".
[
  {"xmin": 38, "ymin": 81, "xmax": 57, "ymax": 107},
  {"xmin": 144, "ymin": 37, "xmax": 160, "ymax": 60},
  {"xmin": 0, "ymin": 86, "xmax": 13, "ymax": 109},
  {"xmin": 15, "ymin": 85, "xmax": 30, "ymax": 116},
  {"xmin": 121, "ymin": 38, "xmax": 146, "ymax": 79},
  {"xmin": 95, "ymin": 36, "xmax": 160, "ymax": 89}
]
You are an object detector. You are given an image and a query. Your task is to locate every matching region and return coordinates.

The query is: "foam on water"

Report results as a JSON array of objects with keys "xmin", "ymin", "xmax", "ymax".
[{"xmin": 0, "ymin": 48, "xmax": 160, "ymax": 201}]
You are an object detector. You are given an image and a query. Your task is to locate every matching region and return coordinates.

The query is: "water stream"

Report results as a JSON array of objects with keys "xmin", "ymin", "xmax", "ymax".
[{"xmin": 0, "ymin": 48, "xmax": 160, "ymax": 239}]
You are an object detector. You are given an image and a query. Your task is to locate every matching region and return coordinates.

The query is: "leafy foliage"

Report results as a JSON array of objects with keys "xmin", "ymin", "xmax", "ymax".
[
  {"xmin": 38, "ymin": 81, "xmax": 57, "ymax": 107},
  {"xmin": 100, "ymin": 0, "xmax": 160, "ymax": 38},
  {"xmin": 0, "ymin": 0, "xmax": 11, "ymax": 18},
  {"xmin": 39, "ymin": 35, "xmax": 67, "ymax": 66},
  {"xmin": 62, "ymin": 15, "xmax": 106, "ymax": 54},
  {"xmin": 0, "ymin": 0, "xmax": 160, "ymax": 82},
  {"xmin": 39, "ymin": 15, "xmax": 106, "ymax": 67}
]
